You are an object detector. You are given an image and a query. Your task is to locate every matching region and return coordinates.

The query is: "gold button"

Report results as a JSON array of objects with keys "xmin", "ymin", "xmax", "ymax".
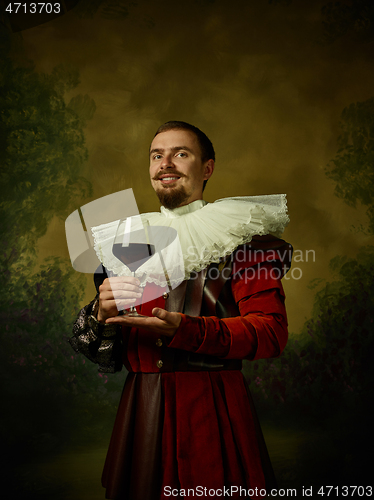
[
  {"xmin": 156, "ymin": 338, "xmax": 163, "ymax": 347},
  {"xmin": 156, "ymin": 360, "xmax": 163, "ymax": 369},
  {"xmin": 162, "ymin": 292, "xmax": 169, "ymax": 300}
]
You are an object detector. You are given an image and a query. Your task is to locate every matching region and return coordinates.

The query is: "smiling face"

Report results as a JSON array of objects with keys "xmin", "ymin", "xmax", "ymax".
[{"xmin": 149, "ymin": 129, "xmax": 214, "ymax": 209}]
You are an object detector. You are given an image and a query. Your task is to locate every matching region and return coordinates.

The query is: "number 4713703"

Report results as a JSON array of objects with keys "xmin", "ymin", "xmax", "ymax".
[
  {"xmin": 5, "ymin": 3, "xmax": 61, "ymax": 14},
  {"xmin": 317, "ymin": 486, "xmax": 372, "ymax": 496}
]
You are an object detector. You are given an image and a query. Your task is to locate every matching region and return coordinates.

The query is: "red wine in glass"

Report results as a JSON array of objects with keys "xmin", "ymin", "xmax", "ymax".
[
  {"xmin": 112, "ymin": 243, "xmax": 155, "ymax": 272},
  {"xmin": 111, "ymin": 220, "xmax": 155, "ymax": 316}
]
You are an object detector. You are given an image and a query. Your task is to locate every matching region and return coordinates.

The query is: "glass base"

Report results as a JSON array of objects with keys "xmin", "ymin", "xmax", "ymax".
[
  {"xmin": 118, "ymin": 308, "xmax": 148, "ymax": 318},
  {"xmin": 126, "ymin": 311, "xmax": 148, "ymax": 318}
]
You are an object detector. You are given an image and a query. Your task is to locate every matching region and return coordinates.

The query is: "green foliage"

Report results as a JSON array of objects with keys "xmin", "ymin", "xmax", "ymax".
[
  {"xmin": 0, "ymin": 55, "xmax": 92, "ymax": 260},
  {"xmin": 244, "ymin": 246, "xmax": 374, "ymax": 418},
  {"xmin": 0, "ymin": 32, "xmax": 115, "ymax": 492},
  {"xmin": 321, "ymin": 0, "xmax": 374, "ymax": 44},
  {"xmin": 325, "ymin": 97, "xmax": 374, "ymax": 233},
  {"xmin": 0, "ymin": 42, "xmax": 96, "ymax": 417}
]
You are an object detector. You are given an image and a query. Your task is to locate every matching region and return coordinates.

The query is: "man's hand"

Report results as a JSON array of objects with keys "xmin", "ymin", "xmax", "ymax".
[
  {"xmin": 105, "ymin": 307, "xmax": 182, "ymax": 338},
  {"xmin": 97, "ymin": 276, "xmax": 143, "ymax": 323}
]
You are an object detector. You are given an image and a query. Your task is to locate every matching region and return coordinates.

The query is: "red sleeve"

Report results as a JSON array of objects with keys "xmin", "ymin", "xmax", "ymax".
[{"xmin": 167, "ymin": 261, "xmax": 288, "ymax": 360}]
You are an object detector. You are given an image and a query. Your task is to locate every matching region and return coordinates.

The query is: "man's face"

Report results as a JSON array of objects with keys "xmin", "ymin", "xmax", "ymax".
[{"xmin": 149, "ymin": 129, "xmax": 214, "ymax": 209}]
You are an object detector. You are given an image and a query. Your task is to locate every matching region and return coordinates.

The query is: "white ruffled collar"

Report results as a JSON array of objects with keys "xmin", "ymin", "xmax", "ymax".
[
  {"xmin": 160, "ymin": 199, "xmax": 207, "ymax": 218},
  {"xmin": 91, "ymin": 195, "xmax": 289, "ymax": 287}
]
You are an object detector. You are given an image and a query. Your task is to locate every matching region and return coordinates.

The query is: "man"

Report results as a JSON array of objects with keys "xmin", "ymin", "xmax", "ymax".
[{"xmin": 70, "ymin": 121, "xmax": 291, "ymax": 500}]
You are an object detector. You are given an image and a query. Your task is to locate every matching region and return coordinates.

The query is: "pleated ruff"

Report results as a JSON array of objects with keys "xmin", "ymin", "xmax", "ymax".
[{"xmin": 102, "ymin": 371, "xmax": 276, "ymax": 500}]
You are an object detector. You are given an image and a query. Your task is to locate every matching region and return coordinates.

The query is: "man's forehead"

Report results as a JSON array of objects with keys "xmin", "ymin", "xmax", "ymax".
[{"xmin": 150, "ymin": 129, "xmax": 198, "ymax": 150}]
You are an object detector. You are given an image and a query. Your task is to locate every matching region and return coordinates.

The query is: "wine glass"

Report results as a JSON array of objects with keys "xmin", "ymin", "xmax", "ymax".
[{"xmin": 111, "ymin": 216, "xmax": 154, "ymax": 317}]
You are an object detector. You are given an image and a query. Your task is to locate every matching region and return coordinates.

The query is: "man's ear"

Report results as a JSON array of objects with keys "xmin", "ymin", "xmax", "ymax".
[{"xmin": 203, "ymin": 159, "xmax": 215, "ymax": 180}]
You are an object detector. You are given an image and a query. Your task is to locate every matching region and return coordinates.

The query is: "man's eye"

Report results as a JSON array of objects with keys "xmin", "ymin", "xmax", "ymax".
[
  {"xmin": 176, "ymin": 152, "xmax": 187, "ymax": 157},
  {"xmin": 153, "ymin": 154, "xmax": 162, "ymax": 160}
]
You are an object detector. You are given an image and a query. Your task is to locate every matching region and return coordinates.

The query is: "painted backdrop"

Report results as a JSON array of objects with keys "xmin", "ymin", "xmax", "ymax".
[{"xmin": 1, "ymin": 0, "xmax": 373, "ymax": 498}]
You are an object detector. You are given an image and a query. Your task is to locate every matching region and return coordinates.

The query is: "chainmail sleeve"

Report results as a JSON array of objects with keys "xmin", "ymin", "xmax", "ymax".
[{"xmin": 69, "ymin": 294, "xmax": 123, "ymax": 373}]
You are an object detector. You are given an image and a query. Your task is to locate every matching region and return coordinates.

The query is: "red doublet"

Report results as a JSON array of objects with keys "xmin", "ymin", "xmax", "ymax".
[{"xmin": 102, "ymin": 249, "xmax": 289, "ymax": 500}]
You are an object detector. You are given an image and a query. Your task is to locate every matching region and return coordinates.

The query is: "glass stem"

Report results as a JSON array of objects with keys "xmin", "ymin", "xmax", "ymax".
[{"xmin": 130, "ymin": 271, "xmax": 137, "ymax": 313}]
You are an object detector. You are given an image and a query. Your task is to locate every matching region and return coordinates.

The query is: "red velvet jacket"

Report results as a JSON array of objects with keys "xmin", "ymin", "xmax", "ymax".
[{"xmin": 102, "ymin": 240, "xmax": 291, "ymax": 500}]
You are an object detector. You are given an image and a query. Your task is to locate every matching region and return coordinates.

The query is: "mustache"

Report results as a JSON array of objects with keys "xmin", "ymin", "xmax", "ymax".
[{"xmin": 152, "ymin": 171, "xmax": 185, "ymax": 181}]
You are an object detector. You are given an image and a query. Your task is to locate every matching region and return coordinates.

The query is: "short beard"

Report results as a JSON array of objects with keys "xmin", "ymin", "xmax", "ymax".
[{"xmin": 155, "ymin": 186, "xmax": 189, "ymax": 210}]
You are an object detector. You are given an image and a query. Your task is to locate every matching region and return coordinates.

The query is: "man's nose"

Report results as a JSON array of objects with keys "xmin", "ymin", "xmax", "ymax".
[{"xmin": 160, "ymin": 154, "xmax": 175, "ymax": 168}]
